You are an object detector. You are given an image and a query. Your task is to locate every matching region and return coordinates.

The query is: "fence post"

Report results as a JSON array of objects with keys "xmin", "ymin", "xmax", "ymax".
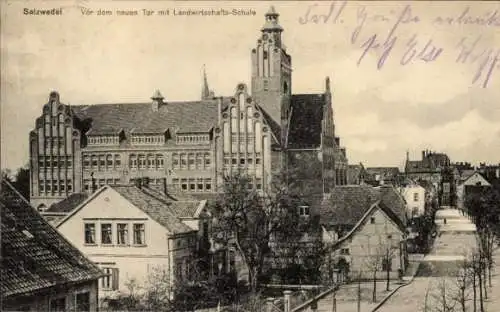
[
  {"xmin": 266, "ymin": 298, "xmax": 275, "ymax": 312},
  {"xmin": 284, "ymin": 290, "xmax": 292, "ymax": 312}
]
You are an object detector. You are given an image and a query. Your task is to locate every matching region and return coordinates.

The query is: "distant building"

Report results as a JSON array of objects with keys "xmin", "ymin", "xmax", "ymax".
[
  {"xmin": 28, "ymin": 7, "xmax": 348, "ymax": 210},
  {"xmin": 365, "ymin": 167, "xmax": 400, "ymax": 186},
  {"xmin": 1, "ymin": 179, "xmax": 102, "ymax": 312},
  {"xmin": 477, "ymin": 163, "xmax": 500, "ymax": 184},
  {"xmin": 456, "ymin": 171, "xmax": 491, "ymax": 210},
  {"xmin": 405, "ymin": 150, "xmax": 454, "ymax": 206},
  {"xmin": 53, "ymin": 182, "xmax": 208, "ymax": 301},
  {"xmin": 398, "ymin": 182, "xmax": 426, "ymax": 219},
  {"xmin": 318, "ymin": 185, "xmax": 408, "ymax": 280}
]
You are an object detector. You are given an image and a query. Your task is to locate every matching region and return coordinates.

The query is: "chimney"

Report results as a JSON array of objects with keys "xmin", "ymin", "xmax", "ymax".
[
  {"xmin": 163, "ymin": 177, "xmax": 168, "ymax": 195},
  {"xmin": 422, "ymin": 150, "xmax": 426, "ymax": 159}
]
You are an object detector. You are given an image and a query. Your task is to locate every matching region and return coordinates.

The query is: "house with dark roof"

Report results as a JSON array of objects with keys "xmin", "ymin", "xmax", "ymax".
[
  {"xmin": 28, "ymin": 6, "xmax": 349, "ymax": 211},
  {"xmin": 318, "ymin": 185, "xmax": 408, "ymax": 281},
  {"xmin": 41, "ymin": 192, "xmax": 89, "ymax": 225},
  {"xmin": 1, "ymin": 179, "xmax": 103, "ymax": 312},
  {"xmin": 53, "ymin": 182, "xmax": 208, "ymax": 301},
  {"xmin": 456, "ymin": 171, "xmax": 492, "ymax": 210}
]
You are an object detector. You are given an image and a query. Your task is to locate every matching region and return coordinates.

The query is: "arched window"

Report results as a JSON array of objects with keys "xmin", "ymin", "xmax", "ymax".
[
  {"xmin": 147, "ymin": 154, "xmax": 154, "ymax": 169},
  {"xmin": 129, "ymin": 154, "xmax": 137, "ymax": 169},
  {"xmin": 91, "ymin": 155, "xmax": 98, "ymax": 169},
  {"xmin": 114, "ymin": 154, "xmax": 121, "ymax": 168},
  {"xmin": 172, "ymin": 153, "xmax": 179, "ymax": 169},
  {"xmin": 106, "ymin": 154, "xmax": 113, "ymax": 170},
  {"xmin": 156, "ymin": 154, "xmax": 164, "ymax": 169}
]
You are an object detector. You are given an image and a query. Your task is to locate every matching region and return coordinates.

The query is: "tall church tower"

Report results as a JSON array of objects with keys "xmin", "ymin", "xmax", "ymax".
[{"xmin": 251, "ymin": 6, "xmax": 292, "ymax": 145}]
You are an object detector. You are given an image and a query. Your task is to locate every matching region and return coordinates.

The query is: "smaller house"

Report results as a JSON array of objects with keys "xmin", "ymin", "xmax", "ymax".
[
  {"xmin": 398, "ymin": 181, "xmax": 426, "ymax": 219},
  {"xmin": 41, "ymin": 193, "xmax": 89, "ymax": 226},
  {"xmin": 1, "ymin": 180, "xmax": 103, "ymax": 312},
  {"xmin": 54, "ymin": 183, "xmax": 208, "ymax": 301},
  {"xmin": 319, "ymin": 186, "xmax": 407, "ymax": 281},
  {"xmin": 456, "ymin": 171, "xmax": 491, "ymax": 210}
]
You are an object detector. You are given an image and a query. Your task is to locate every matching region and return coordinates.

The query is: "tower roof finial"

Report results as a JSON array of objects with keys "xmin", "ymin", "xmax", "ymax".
[
  {"xmin": 266, "ymin": 5, "xmax": 278, "ymax": 16},
  {"xmin": 201, "ymin": 64, "xmax": 211, "ymax": 100},
  {"xmin": 262, "ymin": 6, "xmax": 283, "ymax": 32}
]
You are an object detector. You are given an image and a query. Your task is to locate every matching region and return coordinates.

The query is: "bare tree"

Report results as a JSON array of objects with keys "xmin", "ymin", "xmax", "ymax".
[
  {"xmin": 449, "ymin": 254, "xmax": 474, "ymax": 312},
  {"xmin": 429, "ymin": 278, "xmax": 457, "ymax": 312},
  {"xmin": 471, "ymin": 252, "xmax": 485, "ymax": 312},
  {"xmin": 362, "ymin": 236, "xmax": 397, "ymax": 302},
  {"xmin": 210, "ymin": 173, "xmax": 304, "ymax": 294}
]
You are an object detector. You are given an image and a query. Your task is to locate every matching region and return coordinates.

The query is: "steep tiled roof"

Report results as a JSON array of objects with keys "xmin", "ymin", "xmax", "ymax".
[
  {"xmin": 319, "ymin": 185, "xmax": 407, "ymax": 230},
  {"xmin": 139, "ymin": 187, "xmax": 204, "ymax": 219},
  {"xmin": 72, "ymin": 100, "xmax": 220, "ymax": 135},
  {"xmin": 112, "ymin": 186, "xmax": 196, "ymax": 234},
  {"xmin": 1, "ymin": 180, "xmax": 102, "ymax": 299},
  {"xmin": 319, "ymin": 186, "xmax": 380, "ymax": 229},
  {"xmin": 287, "ymin": 94, "xmax": 325, "ymax": 149},
  {"xmin": 258, "ymin": 106, "xmax": 282, "ymax": 146},
  {"xmin": 375, "ymin": 186, "xmax": 407, "ymax": 225},
  {"xmin": 45, "ymin": 193, "xmax": 88, "ymax": 213}
]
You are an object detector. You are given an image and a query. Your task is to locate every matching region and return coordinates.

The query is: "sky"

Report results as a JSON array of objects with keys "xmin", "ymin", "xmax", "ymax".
[{"xmin": 1, "ymin": 0, "xmax": 499, "ymax": 171}]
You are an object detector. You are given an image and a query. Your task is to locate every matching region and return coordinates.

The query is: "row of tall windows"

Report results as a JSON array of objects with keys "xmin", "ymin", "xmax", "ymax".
[
  {"xmin": 43, "ymin": 136, "xmax": 65, "ymax": 149},
  {"xmin": 171, "ymin": 178, "xmax": 212, "ymax": 192},
  {"xmin": 129, "ymin": 153, "xmax": 164, "ymax": 170},
  {"xmin": 223, "ymin": 152, "xmax": 261, "ymax": 166},
  {"xmin": 83, "ymin": 154, "xmax": 121, "ymax": 171},
  {"xmin": 83, "ymin": 178, "xmax": 121, "ymax": 192},
  {"xmin": 39, "ymin": 179, "xmax": 73, "ymax": 193},
  {"xmin": 84, "ymin": 222, "xmax": 145, "ymax": 245},
  {"xmin": 38, "ymin": 156, "xmax": 72, "ymax": 169},
  {"xmin": 171, "ymin": 152, "xmax": 211, "ymax": 170},
  {"xmin": 336, "ymin": 169, "xmax": 347, "ymax": 186}
]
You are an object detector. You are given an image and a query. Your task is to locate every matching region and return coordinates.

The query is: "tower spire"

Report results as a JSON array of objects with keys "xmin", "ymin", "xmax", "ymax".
[
  {"xmin": 201, "ymin": 64, "xmax": 211, "ymax": 100},
  {"xmin": 261, "ymin": 6, "xmax": 283, "ymax": 32}
]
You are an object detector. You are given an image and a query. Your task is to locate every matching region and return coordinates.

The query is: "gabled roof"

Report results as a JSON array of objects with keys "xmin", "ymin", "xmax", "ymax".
[
  {"xmin": 1, "ymin": 180, "xmax": 102, "ymax": 299},
  {"xmin": 138, "ymin": 187, "xmax": 207, "ymax": 219},
  {"xmin": 72, "ymin": 100, "xmax": 220, "ymax": 136},
  {"xmin": 319, "ymin": 185, "xmax": 406, "ymax": 231},
  {"xmin": 319, "ymin": 186, "xmax": 380, "ymax": 229},
  {"xmin": 56, "ymin": 185, "xmax": 199, "ymax": 235},
  {"xmin": 45, "ymin": 193, "xmax": 89, "ymax": 213},
  {"xmin": 107, "ymin": 186, "xmax": 197, "ymax": 234},
  {"xmin": 287, "ymin": 94, "xmax": 325, "ymax": 149},
  {"xmin": 461, "ymin": 171, "xmax": 491, "ymax": 186}
]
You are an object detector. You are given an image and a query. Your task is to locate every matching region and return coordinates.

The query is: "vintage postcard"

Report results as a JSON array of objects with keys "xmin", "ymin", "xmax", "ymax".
[{"xmin": 1, "ymin": 1, "xmax": 499, "ymax": 312}]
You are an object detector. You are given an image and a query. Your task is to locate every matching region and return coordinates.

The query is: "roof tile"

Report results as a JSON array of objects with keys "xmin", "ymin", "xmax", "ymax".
[{"xmin": 1, "ymin": 180, "xmax": 102, "ymax": 299}]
